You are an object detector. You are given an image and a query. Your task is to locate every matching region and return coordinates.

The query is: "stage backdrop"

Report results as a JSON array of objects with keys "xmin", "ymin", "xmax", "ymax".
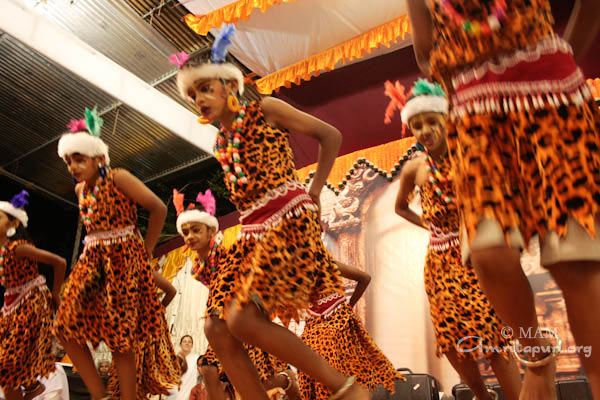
[{"xmin": 156, "ymin": 138, "xmax": 584, "ymax": 391}]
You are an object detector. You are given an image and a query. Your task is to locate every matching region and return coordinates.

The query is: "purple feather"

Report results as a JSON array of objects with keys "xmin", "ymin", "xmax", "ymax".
[
  {"xmin": 211, "ymin": 23, "xmax": 236, "ymax": 64},
  {"xmin": 10, "ymin": 190, "xmax": 29, "ymax": 209}
]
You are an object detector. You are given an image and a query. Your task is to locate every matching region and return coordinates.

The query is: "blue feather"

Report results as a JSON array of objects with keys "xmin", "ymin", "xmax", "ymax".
[
  {"xmin": 10, "ymin": 190, "xmax": 29, "ymax": 209},
  {"xmin": 211, "ymin": 23, "xmax": 236, "ymax": 64}
]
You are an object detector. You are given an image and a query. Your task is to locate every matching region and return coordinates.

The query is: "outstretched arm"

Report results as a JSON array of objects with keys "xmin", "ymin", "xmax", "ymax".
[
  {"xmin": 335, "ymin": 261, "xmax": 371, "ymax": 307},
  {"xmin": 395, "ymin": 158, "xmax": 427, "ymax": 229},
  {"xmin": 407, "ymin": 0, "xmax": 434, "ymax": 76},
  {"xmin": 15, "ymin": 244, "xmax": 66, "ymax": 307},
  {"xmin": 113, "ymin": 169, "xmax": 167, "ymax": 258},
  {"xmin": 153, "ymin": 270, "xmax": 177, "ymax": 307},
  {"xmin": 261, "ymin": 97, "xmax": 342, "ymax": 215}
]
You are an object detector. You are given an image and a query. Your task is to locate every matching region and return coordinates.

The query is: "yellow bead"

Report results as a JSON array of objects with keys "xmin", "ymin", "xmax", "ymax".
[{"xmin": 470, "ymin": 21, "xmax": 481, "ymax": 35}]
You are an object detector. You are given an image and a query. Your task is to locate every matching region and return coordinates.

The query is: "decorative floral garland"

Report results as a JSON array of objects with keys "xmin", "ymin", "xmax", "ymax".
[{"xmin": 79, "ymin": 173, "xmax": 105, "ymax": 228}]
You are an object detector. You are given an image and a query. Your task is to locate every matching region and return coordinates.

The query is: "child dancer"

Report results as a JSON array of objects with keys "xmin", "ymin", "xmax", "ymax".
[
  {"xmin": 0, "ymin": 191, "xmax": 66, "ymax": 400},
  {"xmin": 391, "ymin": 79, "xmax": 521, "ymax": 400},
  {"xmin": 171, "ymin": 24, "xmax": 366, "ymax": 399},
  {"xmin": 173, "ymin": 189, "xmax": 300, "ymax": 400},
  {"xmin": 53, "ymin": 108, "xmax": 178, "ymax": 400},
  {"xmin": 297, "ymin": 259, "xmax": 403, "ymax": 399},
  {"xmin": 407, "ymin": 1, "xmax": 600, "ymax": 398}
]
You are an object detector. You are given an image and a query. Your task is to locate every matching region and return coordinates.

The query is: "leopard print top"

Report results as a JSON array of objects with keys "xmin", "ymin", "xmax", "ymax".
[
  {"xmin": 221, "ymin": 101, "xmax": 299, "ymax": 211},
  {"xmin": 429, "ymin": 0, "xmax": 555, "ymax": 84},
  {"xmin": 1, "ymin": 240, "xmax": 38, "ymax": 288},
  {"xmin": 81, "ymin": 168, "xmax": 137, "ymax": 231}
]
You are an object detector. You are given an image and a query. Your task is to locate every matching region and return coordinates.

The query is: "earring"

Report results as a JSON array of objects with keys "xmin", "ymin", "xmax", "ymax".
[
  {"xmin": 98, "ymin": 164, "xmax": 107, "ymax": 178},
  {"xmin": 197, "ymin": 116, "xmax": 211, "ymax": 125},
  {"xmin": 227, "ymin": 93, "xmax": 240, "ymax": 113},
  {"xmin": 6, "ymin": 227, "xmax": 16, "ymax": 237}
]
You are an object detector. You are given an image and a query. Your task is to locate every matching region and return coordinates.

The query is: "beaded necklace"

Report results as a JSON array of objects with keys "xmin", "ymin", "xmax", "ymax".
[
  {"xmin": 79, "ymin": 173, "xmax": 105, "ymax": 228},
  {"xmin": 0, "ymin": 243, "xmax": 7, "ymax": 286},
  {"xmin": 425, "ymin": 152, "xmax": 454, "ymax": 204},
  {"xmin": 439, "ymin": 0, "xmax": 507, "ymax": 36},
  {"xmin": 214, "ymin": 104, "xmax": 248, "ymax": 187},
  {"xmin": 191, "ymin": 236, "xmax": 219, "ymax": 285}
]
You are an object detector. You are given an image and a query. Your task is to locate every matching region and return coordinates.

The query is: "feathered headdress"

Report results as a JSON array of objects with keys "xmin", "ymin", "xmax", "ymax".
[
  {"xmin": 172, "ymin": 23, "xmax": 244, "ymax": 102},
  {"xmin": 57, "ymin": 105, "xmax": 110, "ymax": 165},
  {"xmin": 174, "ymin": 189, "xmax": 219, "ymax": 235},
  {"xmin": 384, "ymin": 78, "xmax": 448, "ymax": 134},
  {"xmin": 0, "ymin": 190, "xmax": 30, "ymax": 228}
]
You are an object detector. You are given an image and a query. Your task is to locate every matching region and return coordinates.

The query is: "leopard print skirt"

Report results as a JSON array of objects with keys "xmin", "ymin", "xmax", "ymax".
[
  {"xmin": 425, "ymin": 246, "xmax": 511, "ymax": 359},
  {"xmin": 54, "ymin": 232, "xmax": 179, "ymax": 397},
  {"xmin": 231, "ymin": 208, "xmax": 344, "ymax": 326},
  {"xmin": 448, "ymin": 97, "xmax": 600, "ymax": 248},
  {"xmin": 297, "ymin": 304, "xmax": 403, "ymax": 399},
  {"xmin": 108, "ymin": 305, "xmax": 181, "ymax": 399},
  {"xmin": 0, "ymin": 285, "xmax": 54, "ymax": 391}
]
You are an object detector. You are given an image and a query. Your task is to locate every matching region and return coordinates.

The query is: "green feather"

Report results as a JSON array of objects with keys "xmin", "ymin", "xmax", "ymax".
[
  {"xmin": 84, "ymin": 105, "xmax": 104, "ymax": 137},
  {"xmin": 412, "ymin": 78, "xmax": 446, "ymax": 98}
]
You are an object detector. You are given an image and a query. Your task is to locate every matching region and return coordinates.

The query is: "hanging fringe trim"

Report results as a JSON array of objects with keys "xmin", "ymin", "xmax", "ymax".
[
  {"xmin": 306, "ymin": 293, "xmax": 346, "ymax": 319},
  {"xmin": 451, "ymin": 36, "xmax": 573, "ymax": 89},
  {"xmin": 239, "ymin": 180, "xmax": 307, "ymax": 218},
  {"xmin": 83, "ymin": 225, "xmax": 139, "ymax": 248},
  {"xmin": 450, "ymin": 36, "xmax": 593, "ymax": 118},
  {"xmin": 429, "ymin": 223, "xmax": 460, "ymax": 251},
  {"xmin": 2, "ymin": 275, "xmax": 47, "ymax": 316},
  {"xmin": 240, "ymin": 194, "xmax": 318, "ymax": 240}
]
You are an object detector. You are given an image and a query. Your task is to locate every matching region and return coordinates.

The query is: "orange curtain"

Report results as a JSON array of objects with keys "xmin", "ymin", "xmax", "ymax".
[
  {"xmin": 297, "ymin": 137, "xmax": 416, "ymax": 187},
  {"xmin": 185, "ymin": 0, "xmax": 296, "ymax": 36},
  {"xmin": 255, "ymin": 15, "xmax": 411, "ymax": 94},
  {"xmin": 588, "ymin": 78, "xmax": 600, "ymax": 99}
]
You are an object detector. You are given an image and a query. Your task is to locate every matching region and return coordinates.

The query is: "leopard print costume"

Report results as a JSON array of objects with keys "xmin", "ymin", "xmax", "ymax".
[
  {"xmin": 420, "ymin": 155, "xmax": 511, "ymax": 359},
  {"xmin": 53, "ymin": 168, "xmax": 180, "ymax": 399},
  {"xmin": 216, "ymin": 100, "xmax": 343, "ymax": 325},
  {"xmin": 429, "ymin": 0, "xmax": 600, "ymax": 248},
  {"xmin": 0, "ymin": 240, "xmax": 54, "ymax": 392},
  {"xmin": 297, "ymin": 302, "xmax": 403, "ymax": 399},
  {"xmin": 193, "ymin": 234, "xmax": 287, "ymax": 384}
]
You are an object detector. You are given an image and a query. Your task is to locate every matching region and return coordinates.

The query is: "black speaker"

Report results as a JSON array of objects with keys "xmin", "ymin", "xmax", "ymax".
[
  {"xmin": 453, "ymin": 378, "xmax": 592, "ymax": 400},
  {"xmin": 557, "ymin": 377, "xmax": 593, "ymax": 400},
  {"xmin": 394, "ymin": 368, "xmax": 440, "ymax": 400},
  {"xmin": 453, "ymin": 383, "xmax": 504, "ymax": 400}
]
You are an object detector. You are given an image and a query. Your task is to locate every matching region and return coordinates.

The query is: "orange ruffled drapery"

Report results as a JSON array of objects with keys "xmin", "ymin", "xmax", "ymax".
[
  {"xmin": 588, "ymin": 78, "xmax": 600, "ymax": 99},
  {"xmin": 297, "ymin": 137, "xmax": 416, "ymax": 188},
  {"xmin": 255, "ymin": 15, "xmax": 411, "ymax": 94},
  {"xmin": 184, "ymin": 0, "xmax": 296, "ymax": 36}
]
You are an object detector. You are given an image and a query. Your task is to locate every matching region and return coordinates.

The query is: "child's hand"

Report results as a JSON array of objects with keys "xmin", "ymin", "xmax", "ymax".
[
  {"xmin": 52, "ymin": 290, "xmax": 61, "ymax": 309},
  {"xmin": 146, "ymin": 245, "xmax": 154, "ymax": 260},
  {"xmin": 308, "ymin": 189, "xmax": 322, "ymax": 221}
]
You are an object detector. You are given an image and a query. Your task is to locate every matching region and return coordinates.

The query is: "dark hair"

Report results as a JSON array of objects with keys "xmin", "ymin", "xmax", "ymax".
[
  {"xmin": 4, "ymin": 213, "xmax": 32, "ymax": 242},
  {"xmin": 180, "ymin": 334, "xmax": 194, "ymax": 345}
]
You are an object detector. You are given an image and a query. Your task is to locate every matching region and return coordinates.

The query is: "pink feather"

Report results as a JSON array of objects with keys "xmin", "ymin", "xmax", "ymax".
[
  {"xmin": 168, "ymin": 52, "xmax": 190, "ymax": 69},
  {"xmin": 383, "ymin": 80, "xmax": 410, "ymax": 136},
  {"xmin": 196, "ymin": 189, "xmax": 216, "ymax": 216},
  {"xmin": 67, "ymin": 118, "xmax": 87, "ymax": 133}
]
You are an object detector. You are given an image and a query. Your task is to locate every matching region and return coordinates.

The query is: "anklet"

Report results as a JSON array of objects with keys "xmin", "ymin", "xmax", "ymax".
[
  {"xmin": 329, "ymin": 376, "xmax": 355, "ymax": 400},
  {"xmin": 512, "ymin": 328, "xmax": 562, "ymax": 367},
  {"xmin": 278, "ymin": 371, "xmax": 293, "ymax": 392}
]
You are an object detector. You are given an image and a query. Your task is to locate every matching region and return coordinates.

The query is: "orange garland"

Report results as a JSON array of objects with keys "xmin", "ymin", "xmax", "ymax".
[
  {"xmin": 255, "ymin": 14, "xmax": 411, "ymax": 94},
  {"xmin": 587, "ymin": 78, "xmax": 600, "ymax": 99},
  {"xmin": 184, "ymin": 0, "xmax": 296, "ymax": 36}
]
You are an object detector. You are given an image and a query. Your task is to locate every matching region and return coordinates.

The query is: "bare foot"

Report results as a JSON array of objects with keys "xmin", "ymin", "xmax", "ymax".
[
  {"xmin": 23, "ymin": 383, "xmax": 45, "ymax": 400},
  {"xmin": 519, "ymin": 359, "xmax": 557, "ymax": 400}
]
